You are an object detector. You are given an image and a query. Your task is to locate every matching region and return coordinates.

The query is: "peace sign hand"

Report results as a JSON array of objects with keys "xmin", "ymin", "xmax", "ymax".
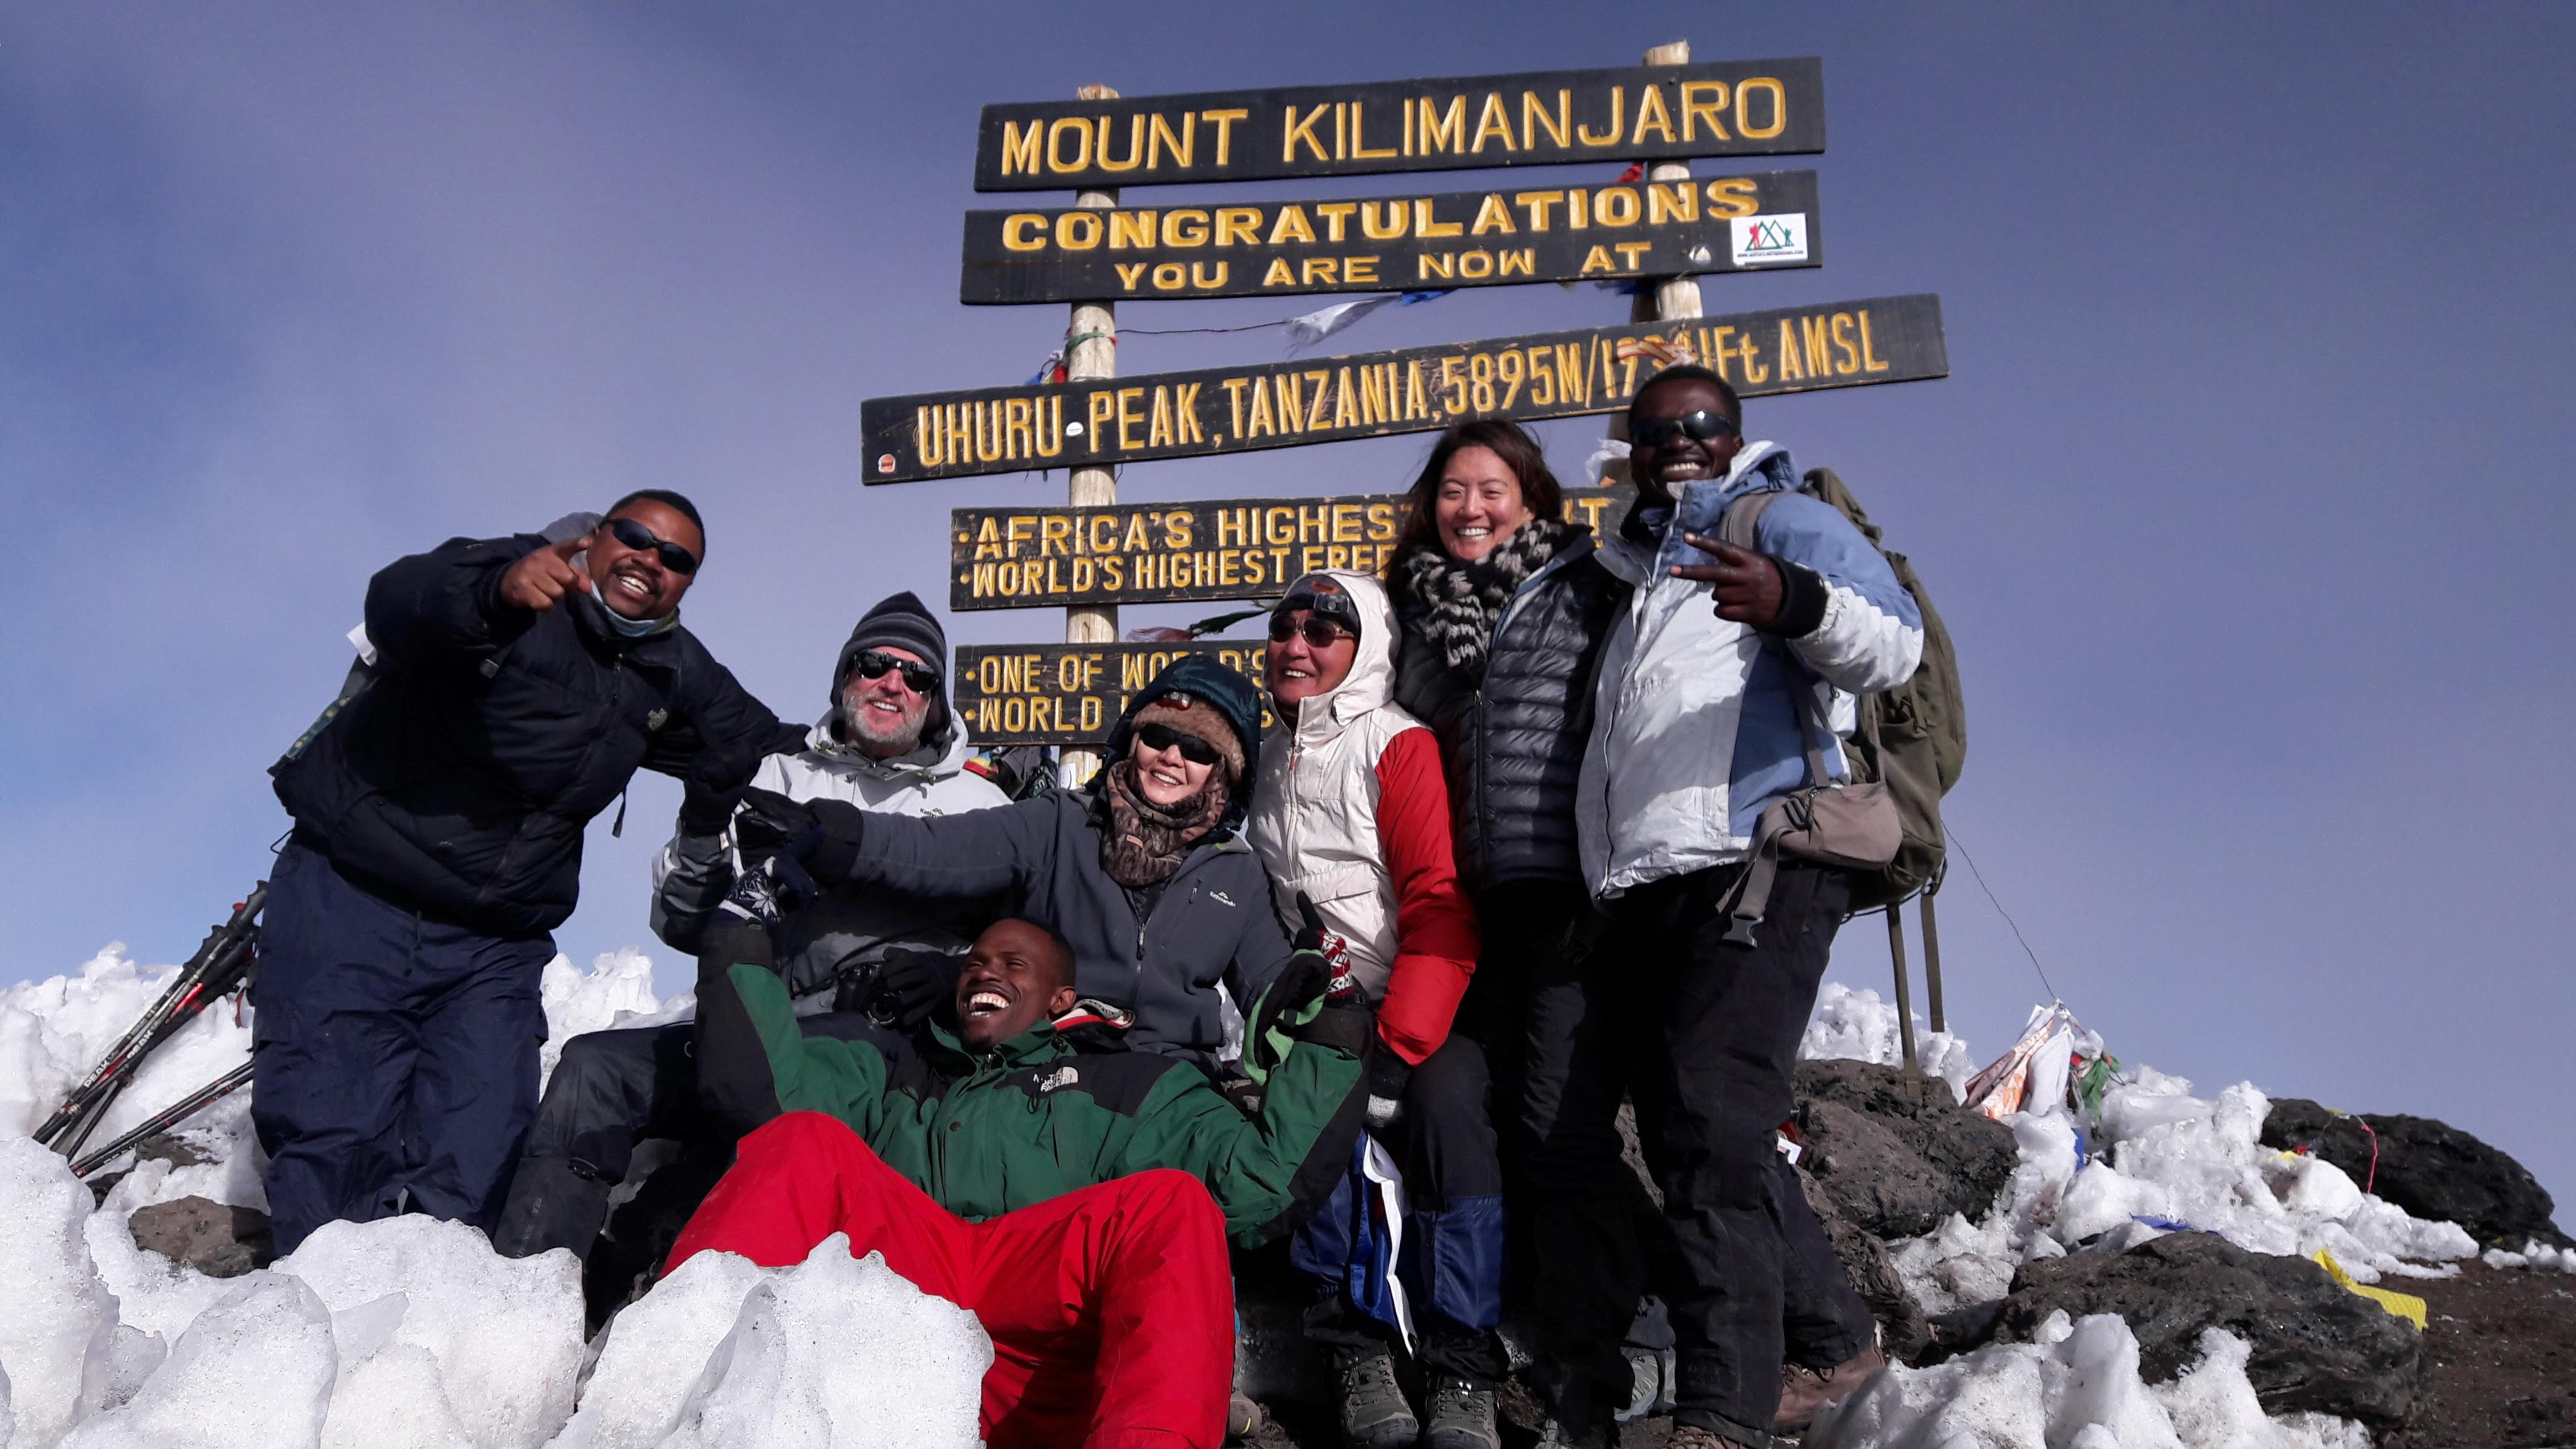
[
  {"xmin": 498, "ymin": 533, "xmax": 591, "ymax": 613},
  {"xmin": 1673, "ymin": 532, "xmax": 1785, "ymax": 627}
]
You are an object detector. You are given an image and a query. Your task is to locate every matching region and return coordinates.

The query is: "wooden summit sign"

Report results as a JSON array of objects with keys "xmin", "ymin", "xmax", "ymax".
[
  {"xmin": 862, "ymin": 293, "xmax": 1944, "ymax": 484},
  {"xmin": 949, "ymin": 487, "xmax": 1634, "ymax": 611},
  {"xmin": 959, "ymin": 171, "xmax": 1818, "ymax": 304},
  {"xmin": 954, "ymin": 641, "xmax": 1281, "ymax": 747},
  {"xmin": 972, "ymin": 59, "xmax": 1824, "ymax": 190}
]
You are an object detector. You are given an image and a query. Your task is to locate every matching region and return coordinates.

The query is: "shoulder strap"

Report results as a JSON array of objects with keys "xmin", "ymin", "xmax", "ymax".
[{"xmin": 1718, "ymin": 490, "xmax": 1778, "ymax": 552}]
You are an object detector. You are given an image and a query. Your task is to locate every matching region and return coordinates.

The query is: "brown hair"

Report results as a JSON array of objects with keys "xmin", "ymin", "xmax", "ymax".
[{"xmin": 1387, "ymin": 418, "xmax": 1564, "ymax": 568}]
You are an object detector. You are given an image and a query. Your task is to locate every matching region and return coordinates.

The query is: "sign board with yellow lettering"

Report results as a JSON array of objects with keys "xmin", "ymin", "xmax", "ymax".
[
  {"xmin": 960, "ymin": 172, "xmax": 1817, "ymax": 304},
  {"xmin": 972, "ymin": 60, "xmax": 1825, "ymax": 190},
  {"xmin": 948, "ymin": 488, "xmax": 1634, "ymax": 611},
  {"xmin": 862, "ymin": 294, "xmax": 1942, "ymax": 484},
  {"xmin": 953, "ymin": 642, "xmax": 1282, "ymax": 746}
]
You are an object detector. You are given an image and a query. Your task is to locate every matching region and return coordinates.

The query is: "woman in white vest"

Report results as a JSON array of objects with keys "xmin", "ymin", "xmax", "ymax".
[{"xmin": 1246, "ymin": 570, "xmax": 1501, "ymax": 1449}]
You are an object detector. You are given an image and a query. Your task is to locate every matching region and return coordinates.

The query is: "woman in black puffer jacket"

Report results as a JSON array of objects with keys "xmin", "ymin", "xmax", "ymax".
[{"xmin": 1385, "ymin": 416, "xmax": 1625, "ymax": 1194}]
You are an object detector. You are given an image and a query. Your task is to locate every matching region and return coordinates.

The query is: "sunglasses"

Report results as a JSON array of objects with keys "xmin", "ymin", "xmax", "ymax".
[
  {"xmin": 603, "ymin": 515, "xmax": 700, "ymax": 575},
  {"xmin": 1268, "ymin": 614, "xmax": 1355, "ymax": 648},
  {"xmin": 852, "ymin": 649, "xmax": 940, "ymax": 694},
  {"xmin": 1629, "ymin": 409, "xmax": 1740, "ymax": 450},
  {"xmin": 1136, "ymin": 722, "xmax": 1224, "ymax": 768}
]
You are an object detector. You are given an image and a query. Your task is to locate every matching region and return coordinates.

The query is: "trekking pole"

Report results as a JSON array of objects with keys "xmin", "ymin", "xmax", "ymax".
[
  {"xmin": 69, "ymin": 1061, "xmax": 255, "ymax": 1179},
  {"xmin": 1886, "ymin": 902, "xmax": 1920, "ymax": 1074},
  {"xmin": 38, "ymin": 885, "xmax": 265, "ymax": 1159},
  {"xmin": 1920, "ymin": 871, "xmax": 1948, "ymax": 1034}
]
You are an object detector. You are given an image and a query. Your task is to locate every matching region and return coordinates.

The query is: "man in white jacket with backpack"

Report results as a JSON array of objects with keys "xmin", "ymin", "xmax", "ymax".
[{"xmin": 1531, "ymin": 365, "xmax": 1925, "ymax": 1449}]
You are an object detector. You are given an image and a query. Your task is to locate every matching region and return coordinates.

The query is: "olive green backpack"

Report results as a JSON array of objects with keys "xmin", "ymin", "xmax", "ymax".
[{"xmin": 1730, "ymin": 468, "xmax": 1965, "ymax": 910}]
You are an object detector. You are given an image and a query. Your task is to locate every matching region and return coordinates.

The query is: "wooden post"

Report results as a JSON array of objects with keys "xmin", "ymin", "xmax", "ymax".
[
  {"xmin": 1060, "ymin": 82, "xmax": 1120, "ymax": 791},
  {"xmin": 1887, "ymin": 902, "xmax": 1921, "ymax": 1074},
  {"xmin": 1634, "ymin": 40, "xmax": 1704, "ymax": 328},
  {"xmin": 1921, "ymin": 884, "xmax": 1948, "ymax": 1033}
]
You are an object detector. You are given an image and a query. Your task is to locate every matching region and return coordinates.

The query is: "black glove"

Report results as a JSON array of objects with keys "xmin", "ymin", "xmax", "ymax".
[
  {"xmin": 1292, "ymin": 892, "xmax": 1329, "ymax": 955},
  {"xmin": 734, "ymin": 788, "xmax": 866, "ymax": 880},
  {"xmin": 847, "ymin": 948, "xmax": 956, "ymax": 1030},
  {"xmin": 676, "ymin": 776, "xmax": 745, "ymax": 838},
  {"xmin": 1362, "ymin": 1032, "xmax": 1412, "ymax": 1130}
]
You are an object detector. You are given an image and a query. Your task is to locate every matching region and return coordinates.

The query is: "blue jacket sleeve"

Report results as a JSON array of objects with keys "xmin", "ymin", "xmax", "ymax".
[
  {"xmin": 361, "ymin": 534, "xmax": 542, "ymax": 667},
  {"xmin": 1755, "ymin": 494, "xmax": 1925, "ymax": 695}
]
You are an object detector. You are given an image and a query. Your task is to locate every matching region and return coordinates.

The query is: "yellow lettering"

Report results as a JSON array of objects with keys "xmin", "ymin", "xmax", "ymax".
[
  {"xmin": 1108, "ymin": 211, "xmax": 1156, "ymax": 249},
  {"xmin": 1261, "ymin": 257, "xmax": 1295, "ymax": 287},
  {"xmin": 1473, "ymin": 93, "xmax": 1516, "ymax": 152},
  {"xmin": 1303, "ymin": 371, "xmax": 1331, "ymax": 431},
  {"xmin": 1002, "ymin": 214, "xmax": 1049, "ymax": 251},
  {"xmin": 1247, "ymin": 382, "xmax": 1276, "ymax": 438},
  {"xmin": 1314, "ymin": 202, "xmax": 1357, "ymax": 242},
  {"xmin": 1005, "ymin": 396, "xmax": 1033, "ymax": 457},
  {"xmin": 1220, "ymin": 378, "xmax": 1249, "ymax": 436},
  {"xmin": 1360, "ymin": 200, "xmax": 1408, "ymax": 241},
  {"xmin": 1174, "ymin": 383, "xmax": 1204, "ymax": 441},
  {"xmin": 1614, "ymin": 241, "xmax": 1652, "ymax": 270},
  {"xmin": 1775, "ymin": 321, "xmax": 1807, "ymax": 381},
  {"xmin": 1055, "ymin": 211, "xmax": 1101, "ymax": 250},
  {"xmin": 1096, "ymin": 114, "xmax": 1145, "ymax": 172},
  {"xmin": 1404, "ymin": 359, "xmax": 1431, "ymax": 419},
  {"xmin": 1333, "ymin": 368, "xmax": 1360, "ymax": 427},
  {"xmin": 1151, "ymin": 261, "xmax": 1185, "ymax": 290},
  {"xmin": 1086, "ymin": 391, "xmax": 1115, "ymax": 452},
  {"xmin": 1646, "ymin": 182, "xmax": 1697, "ymax": 224},
  {"xmin": 1282, "ymin": 103, "xmax": 1332, "ymax": 162},
  {"xmin": 1418, "ymin": 95, "xmax": 1466, "ymax": 154},
  {"xmin": 1302, "ymin": 256, "xmax": 1340, "ymax": 286},
  {"xmin": 1522, "ymin": 88, "xmax": 1571, "ymax": 149},
  {"xmin": 1034, "ymin": 395, "xmax": 1065, "ymax": 457},
  {"xmin": 1457, "ymin": 249, "xmax": 1493, "ymax": 278},
  {"xmin": 1271, "ymin": 373, "xmax": 1304, "ymax": 432},
  {"xmin": 1116, "ymin": 388, "xmax": 1145, "ymax": 450},
  {"xmin": 1344, "ymin": 255, "xmax": 1377, "ymax": 284},
  {"xmin": 1161, "ymin": 210, "xmax": 1208, "ymax": 247},
  {"xmin": 1148, "ymin": 112, "xmax": 1194, "ymax": 169},
  {"xmin": 1577, "ymin": 87, "xmax": 1624, "ymax": 146},
  {"xmin": 1349, "ymin": 100, "xmax": 1397, "ymax": 158},
  {"xmin": 1165, "ymin": 511, "xmax": 1193, "ymax": 549},
  {"xmin": 1578, "ymin": 245, "xmax": 1616, "ymax": 274},
  {"xmin": 1148, "ymin": 387, "xmax": 1176, "ymax": 447},
  {"xmin": 1737, "ymin": 77, "xmax": 1787, "ymax": 139},
  {"xmin": 1856, "ymin": 310, "xmax": 1890, "ymax": 372},
  {"xmin": 1190, "ymin": 260, "xmax": 1226, "ymax": 288},
  {"xmin": 1418, "ymin": 253, "xmax": 1453, "ymax": 281},
  {"xmin": 1680, "ymin": 81, "xmax": 1730, "ymax": 141},
  {"xmin": 1630, "ymin": 84, "xmax": 1677, "ymax": 145},
  {"xmin": 1113, "ymin": 261, "xmax": 1148, "ymax": 290},
  {"xmin": 1498, "ymin": 248, "xmax": 1534, "ymax": 277},
  {"xmin": 1267, "ymin": 206, "xmax": 1316, "ymax": 245},
  {"xmin": 1705, "ymin": 178, "xmax": 1759, "ymax": 219},
  {"xmin": 1214, "ymin": 207, "xmax": 1261, "ymax": 246},
  {"xmin": 1046, "ymin": 117, "xmax": 1093, "ymax": 173},
  {"xmin": 1800, "ymin": 315, "xmax": 1833, "ymax": 378},
  {"xmin": 1414, "ymin": 197, "xmax": 1463, "ymax": 238},
  {"xmin": 1201, "ymin": 109, "xmax": 1248, "ymax": 165},
  {"xmin": 1513, "ymin": 191, "xmax": 1562, "ymax": 232},
  {"xmin": 1594, "ymin": 187, "xmax": 1641, "ymax": 227},
  {"xmin": 1470, "ymin": 193, "xmax": 1516, "ymax": 235},
  {"xmin": 1000, "ymin": 120, "xmax": 1043, "ymax": 176}
]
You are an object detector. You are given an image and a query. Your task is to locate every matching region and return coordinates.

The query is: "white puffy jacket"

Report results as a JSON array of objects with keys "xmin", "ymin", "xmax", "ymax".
[{"xmin": 1578, "ymin": 441, "xmax": 1925, "ymax": 898}]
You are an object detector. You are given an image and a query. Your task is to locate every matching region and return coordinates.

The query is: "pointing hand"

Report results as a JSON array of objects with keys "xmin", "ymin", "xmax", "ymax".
[{"xmin": 499, "ymin": 534, "xmax": 590, "ymax": 613}]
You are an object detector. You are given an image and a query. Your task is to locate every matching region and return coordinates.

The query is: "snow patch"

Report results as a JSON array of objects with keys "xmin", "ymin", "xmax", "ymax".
[{"xmin": 1802, "ymin": 982, "xmax": 1975, "ymax": 1101}]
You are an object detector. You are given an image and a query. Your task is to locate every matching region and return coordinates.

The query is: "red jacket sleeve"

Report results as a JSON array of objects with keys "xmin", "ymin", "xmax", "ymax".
[{"xmin": 1371, "ymin": 726, "xmax": 1481, "ymax": 1065}]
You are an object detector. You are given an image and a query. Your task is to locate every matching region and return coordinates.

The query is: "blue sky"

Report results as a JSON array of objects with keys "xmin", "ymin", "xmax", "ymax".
[{"xmin": 6, "ymin": 4, "xmax": 2572, "ymax": 1207}]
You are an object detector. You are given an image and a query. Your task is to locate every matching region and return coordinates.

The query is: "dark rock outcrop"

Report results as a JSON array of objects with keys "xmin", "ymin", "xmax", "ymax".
[
  {"xmin": 1793, "ymin": 1060, "xmax": 2017, "ymax": 1238},
  {"xmin": 127, "ymin": 1196, "xmax": 273, "ymax": 1279},
  {"xmin": 1994, "ymin": 1232, "xmax": 2422, "ymax": 1425},
  {"xmin": 2261, "ymin": 1098, "xmax": 2567, "ymax": 1251},
  {"xmin": 1795, "ymin": 1163, "xmax": 1934, "ymax": 1363}
]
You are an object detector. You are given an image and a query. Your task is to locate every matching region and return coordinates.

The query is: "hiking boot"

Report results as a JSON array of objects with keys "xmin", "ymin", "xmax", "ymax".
[
  {"xmin": 1531, "ymin": 1418, "xmax": 1611, "ymax": 1449},
  {"xmin": 1422, "ymin": 1374, "xmax": 1498, "ymax": 1449},
  {"xmin": 1666, "ymin": 1427, "xmax": 1756, "ymax": 1449},
  {"xmin": 1773, "ymin": 1340, "xmax": 1889, "ymax": 1433},
  {"xmin": 1337, "ymin": 1349, "xmax": 1419, "ymax": 1448}
]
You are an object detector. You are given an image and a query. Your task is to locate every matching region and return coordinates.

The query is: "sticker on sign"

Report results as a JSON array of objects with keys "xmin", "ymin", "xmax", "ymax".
[{"xmin": 1730, "ymin": 213, "xmax": 1809, "ymax": 265}]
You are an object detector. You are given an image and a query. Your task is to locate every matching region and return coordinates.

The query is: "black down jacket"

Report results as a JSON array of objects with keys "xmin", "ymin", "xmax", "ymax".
[
  {"xmin": 1392, "ymin": 532, "xmax": 1626, "ymax": 889},
  {"xmin": 272, "ymin": 533, "xmax": 791, "ymax": 937}
]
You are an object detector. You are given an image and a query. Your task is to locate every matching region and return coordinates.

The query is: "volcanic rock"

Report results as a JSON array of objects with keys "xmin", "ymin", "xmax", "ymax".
[{"xmin": 2261, "ymin": 1097, "xmax": 2568, "ymax": 1251}]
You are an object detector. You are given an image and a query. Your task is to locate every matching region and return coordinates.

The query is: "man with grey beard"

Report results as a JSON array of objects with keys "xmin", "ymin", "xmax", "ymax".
[{"xmin": 493, "ymin": 591, "xmax": 1007, "ymax": 1307}]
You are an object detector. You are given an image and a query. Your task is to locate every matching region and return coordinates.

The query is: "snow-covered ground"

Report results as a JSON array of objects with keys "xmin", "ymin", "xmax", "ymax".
[{"xmin": 1, "ymin": 955, "xmax": 2566, "ymax": 1448}]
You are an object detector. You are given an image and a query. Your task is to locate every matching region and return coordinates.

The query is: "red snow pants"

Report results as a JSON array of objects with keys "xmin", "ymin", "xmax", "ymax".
[{"xmin": 666, "ymin": 1111, "xmax": 1233, "ymax": 1449}]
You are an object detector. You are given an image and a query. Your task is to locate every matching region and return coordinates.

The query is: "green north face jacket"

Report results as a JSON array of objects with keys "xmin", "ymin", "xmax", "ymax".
[{"xmin": 695, "ymin": 923, "xmax": 1370, "ymax": 1245}]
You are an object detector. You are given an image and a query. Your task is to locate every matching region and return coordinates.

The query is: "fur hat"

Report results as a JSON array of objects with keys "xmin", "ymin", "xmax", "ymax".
[{"xmin": 1128, "ymin": 693, "xmax": 1247, "ymax": 783}]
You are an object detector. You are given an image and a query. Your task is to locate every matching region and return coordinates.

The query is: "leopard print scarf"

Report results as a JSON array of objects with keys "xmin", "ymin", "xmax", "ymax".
[
  {"xmin": 1097, "ymin": 758, "xmax": 1230, "ymax": 889},
  {"xmin": 1391, "ymin": 517, "xmax": 1583, "ymax": 677}
]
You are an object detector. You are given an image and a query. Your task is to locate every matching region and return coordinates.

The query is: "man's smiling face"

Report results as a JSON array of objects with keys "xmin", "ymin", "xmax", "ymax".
[
  {"xmin": 954, "ymin": 919, "xmax": 1077, "ymax": 1050},
  {"xmin": 584, "ymin": 499, "xmax": 702, "ymax": 620}
]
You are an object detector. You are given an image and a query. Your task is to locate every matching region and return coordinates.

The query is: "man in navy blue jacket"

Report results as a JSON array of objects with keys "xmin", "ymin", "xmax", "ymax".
[{"xmin": 261, "ymin": 490, "xmax": 793, "ymax": 1253}]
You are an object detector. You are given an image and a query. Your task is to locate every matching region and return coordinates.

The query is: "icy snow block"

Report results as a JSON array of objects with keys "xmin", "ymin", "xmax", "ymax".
[
  {"xmin": 0, "ymin": 1138, "xmax": 117, "ymax": 1449},
  {"xmin": 274, "ymin": 1216, "xmax": 584, "ymax": 1449},
  {"xmin": 1994, "ymin": 1232, "xmax": 2421, "ymax": 1425},
  {"xmin": 656, "ymin": 1235, "xmax": 989, "ymax": 1449},
  {"xmin": 59, "ymin": 1272, "xmax": 336, "ymax": 1449},
  {"xmin": 547, "ymin": 1249, "xmax": 767, "ymax": 1449}
]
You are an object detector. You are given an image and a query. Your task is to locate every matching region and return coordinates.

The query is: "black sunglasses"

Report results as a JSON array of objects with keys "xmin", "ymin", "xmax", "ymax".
[
  {"xmin": 852, "ymin": 649, "xmax": 940, "ymax": 694},
  {"xmin": 603, "ymin": 515, "xmax": 700, "ymax": 575},
  {"xmin": 1136, "ymin": 722, "xmax": 1223, "ymax": 768},
  {"xmin": 1268, "ymin": 614, "xmax": 1354, "ymax": 648},
  {"xmin": 1629, "ymin": 409, "xmax": 1740, "ymax": 449}
]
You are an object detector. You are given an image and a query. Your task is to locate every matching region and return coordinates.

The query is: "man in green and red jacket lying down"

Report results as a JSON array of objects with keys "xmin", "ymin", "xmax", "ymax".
[{"xmin": 666, "ymin": 861, "xmax": 1373, "ymax": 1449}]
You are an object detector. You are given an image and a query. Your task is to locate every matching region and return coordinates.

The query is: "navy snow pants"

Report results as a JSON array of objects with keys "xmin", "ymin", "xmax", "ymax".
[
  {"xmin": 1293, "ymin": 1033, "xmax": 1510, "ymax": 1382},
  {"xmin": 252, "ymin": 841, "xmax": 552, "ymax": 1254}
]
